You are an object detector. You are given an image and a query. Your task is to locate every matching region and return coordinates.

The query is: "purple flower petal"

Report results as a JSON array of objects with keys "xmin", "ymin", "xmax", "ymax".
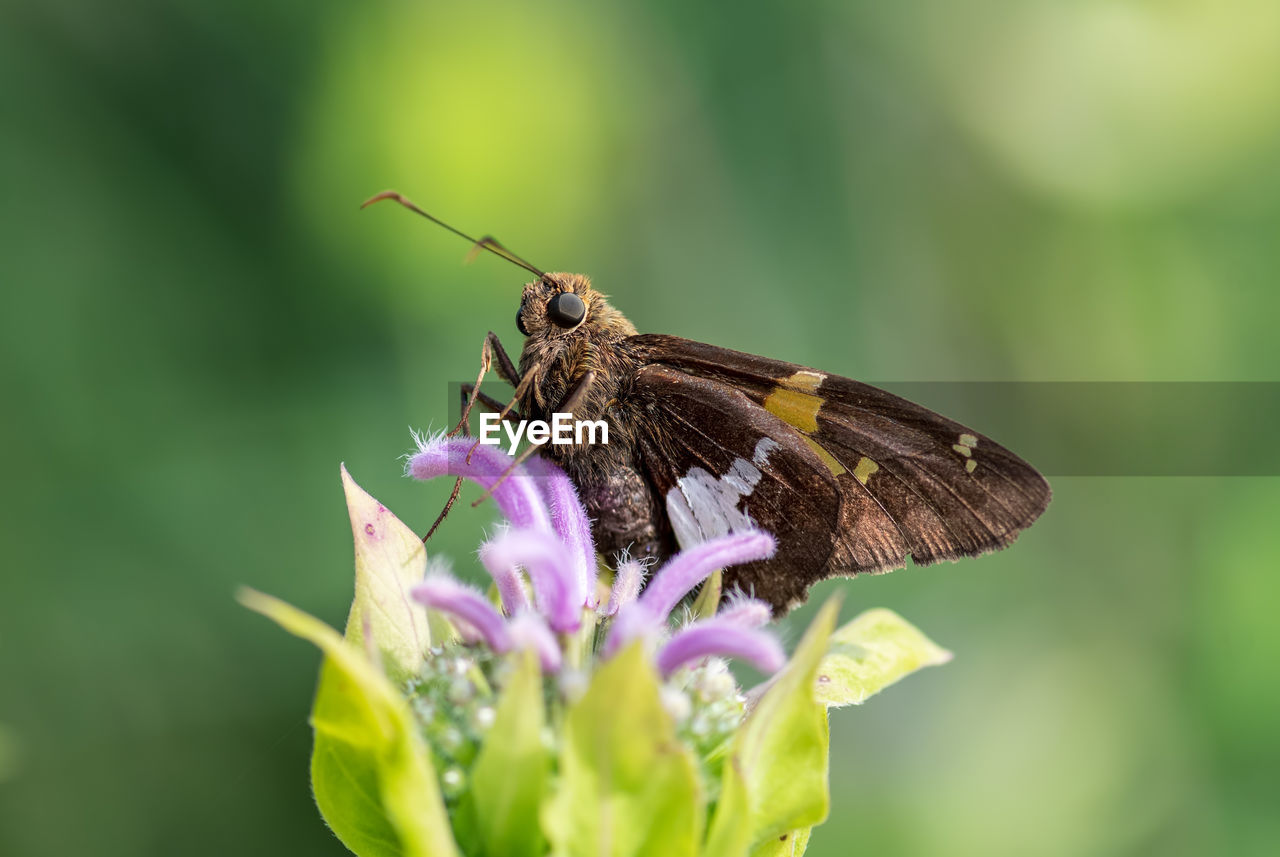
[
  {"xmin": 507, "ymin": 612, "xmax": 562, "ymax": 672},
  {"xmin": 411, "ymin": 576, "xmax": 511, "ymax": 653},
  {"xmin": 526, "ymin": 456, "xmax": 598, "ymax": 608},
  {"xmin": 602, "ymin": 532, "xmax": 777, "ymax": 658},
  {"xmin": 639, "ymin": 531, "xmax": 776, "ymax": 619},
  {"xmin": 656, "ymin": 618, "xmax": 785, "ymax": 678},
  {"xmin": 717, "ymin": 595, "xmax": 772, "ymax": 628},
  {"xmin": 600, "ymin": 602, "xmax": 661, "ymax": 659},
  {"xmin": 406, "ymin": 433, "xmax": 552, "ymax": 533},
  {"xmin": 450, "ymin": 616, "xmax": 486, "ymax": 646},
  {"xmin": 480, "ymin": 528, "xmax": 583, "ymax": 632},
  {"xmin": 477, "ymin": 533, "xmax": 531, "ymax": 615},
  {"xmin": 605, "ymin": 557, "xmax": 646, "ymax": 617}
]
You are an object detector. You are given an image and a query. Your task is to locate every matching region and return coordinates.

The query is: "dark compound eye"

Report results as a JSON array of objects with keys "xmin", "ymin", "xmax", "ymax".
[
  {"xmin": 546, "ymin": 292, "xmax": 586, "ymax": 328},
  {"xmin": 516, "ymin": 307, "xmax": 529, "ymax": 336}
]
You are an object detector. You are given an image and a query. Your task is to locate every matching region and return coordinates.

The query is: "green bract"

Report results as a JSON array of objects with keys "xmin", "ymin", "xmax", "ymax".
[
  {"xmin": 471, "ymin": 651, "xmax": 549, "ymax": 857},
  {"xmin": 545, "ymin": 642, "xmax": 703, "ymax": 857},
  {"xmin": 244, "ymin": 467, "xmax": 953, "ymax": 857},
  {"xmin": 814, "ymin": 608, "xmax": 954, "ymax": 708},
  {"xmin": 339, "ymin": 464, "xmax": 434, "ymax": 683},
  {"xmin": 705, "ymin": 600, "xmax": 836, "ymax": 857},
  {"xmin": 240, "ymin": 589, "xmax": 458, "ymax": 857}
]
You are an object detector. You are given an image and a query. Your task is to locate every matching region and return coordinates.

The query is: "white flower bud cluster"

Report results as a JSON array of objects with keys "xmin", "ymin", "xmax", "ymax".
[
  {"xmin": 403, "ymin": 645, "xmax": 500, "ymax": 805},
  {"xmin": 668, "ymin": 659, "xmax": 747, "ymax": 764}
]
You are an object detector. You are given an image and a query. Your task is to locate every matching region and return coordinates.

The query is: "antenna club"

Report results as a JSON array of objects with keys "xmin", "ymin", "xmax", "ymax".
[{"xmin": 360, "ymin": 190, "xmax": 408, "ymax": 209}]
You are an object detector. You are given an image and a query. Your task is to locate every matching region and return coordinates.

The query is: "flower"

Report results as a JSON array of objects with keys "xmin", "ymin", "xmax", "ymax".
[
  {"xmin": 405, "ymin": 432, "xmax": 787, "ymax": 682},
  {"xmin": 243, "ymin": 431, "xmax": 955, "ymax": 857}
]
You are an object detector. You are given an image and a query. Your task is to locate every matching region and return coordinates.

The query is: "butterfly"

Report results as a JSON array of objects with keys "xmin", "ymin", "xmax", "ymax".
[{"xmin": 367, "ymin": 192, "xmax": 1051, "ymax": 613}]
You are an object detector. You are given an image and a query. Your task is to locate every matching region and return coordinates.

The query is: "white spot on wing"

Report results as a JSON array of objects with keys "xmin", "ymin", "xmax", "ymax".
[
  {"xmin": 665, "ymin": 438, "xmax": 779, "ymax": 548},
  {"xmin": 753, "ymin": 437, "xmax": 779, "ymax": 467},
  {"xmin": 666, "ymin": 488, "xmax": 702, "ymax": 548}
]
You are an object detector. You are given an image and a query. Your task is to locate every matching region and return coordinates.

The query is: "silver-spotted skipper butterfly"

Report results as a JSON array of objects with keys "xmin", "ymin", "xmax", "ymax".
[{"xmin": 367, "ymin": 192, "xmax": 1051, "ymax": 613}]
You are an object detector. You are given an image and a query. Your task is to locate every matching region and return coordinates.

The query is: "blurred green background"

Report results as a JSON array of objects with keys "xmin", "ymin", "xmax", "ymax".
[{"xmin": 3, "ymin": 1, "xmax": 1279, "ymax": 855}]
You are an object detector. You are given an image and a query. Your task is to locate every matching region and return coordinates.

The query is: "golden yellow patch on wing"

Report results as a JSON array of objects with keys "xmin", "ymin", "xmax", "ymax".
[
  {"xmin": 783, "ymin": 369, "xmax": 825, "ymax": 392},
  {"xmin": 965, "ymin": 458, "xmax": 977, "ymax": 474},
  {"xmin": 853, "ymin": 456, "xmax": 879, "ymax": 485},
  {"xmin": 801, "ymin": 436, "xmax": 846, "ymax": 476},
  {"xmin": 764, "ymin": 377, "xmax": 823, "ymax": 433},
  {"xmin": 952, "ymin": 443, "xmax": 972, "ymax": 457},
  {"xmin": 959, "ymin": 433, "xmax": 978, "ymax": 448}
]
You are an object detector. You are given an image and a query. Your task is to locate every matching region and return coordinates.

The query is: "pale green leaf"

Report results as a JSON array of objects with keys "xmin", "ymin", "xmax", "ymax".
[
  {"xmin": 341, "ymin": 465, "xmax": 432, "ymax": 683},
  {"xmin": 814, "ymin": 607, "xmax": 952, "ymax": 708},
  {"xmin": 544, "ymin": 642, "xmax": 702, "ymax": 857},
  {"xmin": 463, "ymin": 651, "xmax": 549, "ymax": 857},
  {"xmin": 704, "ymin": 598, "xmax": 839, "ymax": 857},
  {"xmin": 240, "ymin": 588, "xmax": 459, "ymax": 857},
  {"xmin": 749, "ymin": 827, "xmax": 811, "ymax": 857},
  {"xmin": 703, "ymin": 759, "xmax": 750, "ymax": 857}
]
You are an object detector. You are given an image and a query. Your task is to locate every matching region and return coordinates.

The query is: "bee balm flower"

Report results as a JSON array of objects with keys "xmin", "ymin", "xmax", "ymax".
[{"xmin": 243, "ymin": 431, "xmax": 953, "ymax": 857}]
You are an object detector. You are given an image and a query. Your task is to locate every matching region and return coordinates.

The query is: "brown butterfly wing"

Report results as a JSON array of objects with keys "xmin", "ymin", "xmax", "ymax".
[
  {"xmin": 631, "ymin": 363, "xmax": 851, "ymax": 609},
  {"xmin": 627, "ymin": 335, "xmax": 1051, "ymax": 610}
]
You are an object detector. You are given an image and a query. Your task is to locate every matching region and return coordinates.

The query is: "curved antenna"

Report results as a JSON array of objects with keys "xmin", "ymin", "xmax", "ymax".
[{"xmin": 361, "ymin": 191, "xmax": 547, "ymax": 279}]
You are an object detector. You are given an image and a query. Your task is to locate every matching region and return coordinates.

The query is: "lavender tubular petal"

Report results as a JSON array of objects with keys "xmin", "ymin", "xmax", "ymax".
[
  {"xmin": 639, "ymin": 532, "xmax": 777, "ymax": 619},
  {"xmin": 601, "ymin": 602, "xmax": 662, "ymax": 659},
  {"xmin": 656, "ymin": 619, "xmax": 785, "ymax": 678},
  {"xmin": 716, "ymin": 596, "xmax": 772, "ymax": 628},
  {"xmin": 406, "ymin": 434, "xmax": 552, "ymax": 533},
  {"xmin": 507, "ymin": 612, "xmax": 563, "ymax": 672},
  {"xmin": 481, "ymin": 528, "xmax": 583, "ymax": 632},
  {"xmin": 478, "ymin": 539, "xmax": 532, "ymax": 615},
  {"xmin": 411, "ymin": 577, "xmax": 512, "ymax": 653},
  {"xmin": 605, "ymin": 557, "xmax": 645, "ymax": 617},
  {"xmin": 527, "ymin": 456, "xmax": 599, "ymax": 608}
]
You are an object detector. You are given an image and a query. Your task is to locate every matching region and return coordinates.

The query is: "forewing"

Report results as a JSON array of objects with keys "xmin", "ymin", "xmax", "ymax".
[
  {"xmin": 629, "ymin": 335, "xmax": 1051, "ymax": 586},
  {"xmin": 632, "ymin": 363, "xmax": 914, "ymax": 610}
]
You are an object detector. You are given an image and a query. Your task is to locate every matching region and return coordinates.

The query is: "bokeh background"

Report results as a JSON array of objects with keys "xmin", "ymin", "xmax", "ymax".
[{"xmin": 3, "ymin": 1, "xmax": 1279, "ymax": 855}]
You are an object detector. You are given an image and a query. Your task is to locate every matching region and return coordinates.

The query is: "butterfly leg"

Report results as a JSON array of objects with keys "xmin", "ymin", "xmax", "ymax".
[
  {"xmin": 428, "ymin": 333, "xmax": 527, "ymax": 543},
  {"xmin": 462, "ymin": 332, "xmax": 539, "ymax": 465},
  {"xmin": 459, "ymin": 383, "xmax": 524, "ymax": 424},
  {"xmin": 485, "ymin": 330, "xmax": 521, "ymax": 386},
  {"xmin": 452, "ymin": 331, "xmax": 521, "ymax": 436}
]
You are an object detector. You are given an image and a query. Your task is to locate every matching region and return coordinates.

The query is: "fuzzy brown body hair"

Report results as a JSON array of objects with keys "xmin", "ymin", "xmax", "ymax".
[{"xmin": 515, "ymin": 273, "xmax": 677, "ymax": 564}]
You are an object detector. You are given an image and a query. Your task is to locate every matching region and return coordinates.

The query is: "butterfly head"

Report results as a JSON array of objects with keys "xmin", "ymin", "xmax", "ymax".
[{"xmin": 515, "ymin": 273, "xmax": 636, "ymax": 342}]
